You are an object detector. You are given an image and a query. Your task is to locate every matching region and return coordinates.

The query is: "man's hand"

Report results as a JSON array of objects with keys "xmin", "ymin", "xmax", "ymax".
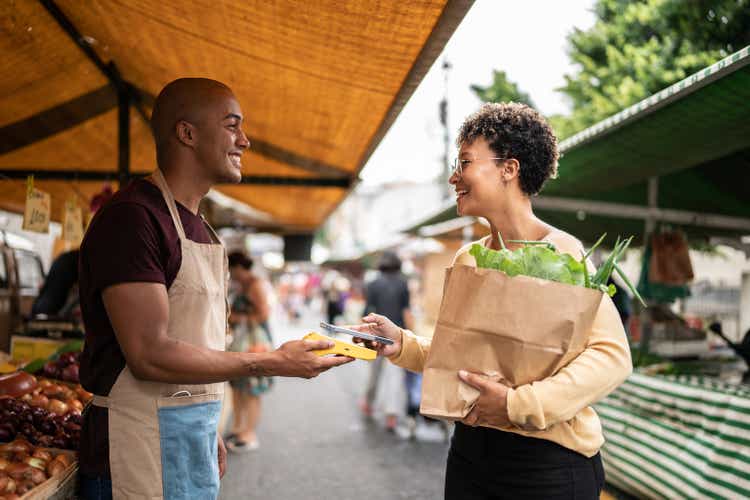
[
  {"xmin": 217, "ymin": 434, "xmax": 227, "ymax": 479},
  {"xmin": 348, "ymin": 313, "xmax": 402, "ymax": 357},
  {"xmin": 270, "ymin": 339, "xmax": 354, "ymax": 378},
  {"xmin": 458, "ymin": 370, "xmax": 512, "ymax": 428}
]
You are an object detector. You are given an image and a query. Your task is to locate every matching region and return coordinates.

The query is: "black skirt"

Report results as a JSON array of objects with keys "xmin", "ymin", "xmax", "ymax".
[{"xmin": 445, "ymin": 423, "xmax": 605, "ymax": 500}]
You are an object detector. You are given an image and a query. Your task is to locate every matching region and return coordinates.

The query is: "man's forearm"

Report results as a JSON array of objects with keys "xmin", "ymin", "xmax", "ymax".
[{"xmin": 132, "ymin": 337, "xmax": 278, "ymax": 384}]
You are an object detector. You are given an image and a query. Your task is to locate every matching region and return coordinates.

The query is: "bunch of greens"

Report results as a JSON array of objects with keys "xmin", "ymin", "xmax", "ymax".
[{"xmin": 469, "ymin": 233, "xmax": 645, "ymax": 305}]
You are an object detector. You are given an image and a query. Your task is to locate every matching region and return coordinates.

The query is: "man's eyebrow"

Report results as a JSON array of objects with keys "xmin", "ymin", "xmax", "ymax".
[{"xmin": 224, "ymin": 113, "xmax": 243, "ymax": 121}]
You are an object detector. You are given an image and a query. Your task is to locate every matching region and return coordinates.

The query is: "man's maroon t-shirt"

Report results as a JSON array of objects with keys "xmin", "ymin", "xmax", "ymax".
[{"xmin": 78, "ymin": 179, "xmax": 212, "ymax": 478}]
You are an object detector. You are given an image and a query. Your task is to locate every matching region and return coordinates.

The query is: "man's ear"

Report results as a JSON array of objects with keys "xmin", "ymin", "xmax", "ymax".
[
  {"xmin": 176, "ymin": 120, "xmax": 196, "ymax": 147},
  {"xmin": 502, "ymin": 159, "xmax": 520, "ymax": 182}
]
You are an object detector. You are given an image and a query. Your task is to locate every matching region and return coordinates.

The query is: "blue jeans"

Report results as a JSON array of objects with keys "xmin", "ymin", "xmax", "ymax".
[{"xmin": 79, "ymin": 473, "xmax": 113, "ymax": 500}]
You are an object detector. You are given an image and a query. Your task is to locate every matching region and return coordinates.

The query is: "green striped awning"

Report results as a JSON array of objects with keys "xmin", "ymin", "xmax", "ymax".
[{"xmin": 596, "ymin": 373, "xmax": 750, "ymax": 499}]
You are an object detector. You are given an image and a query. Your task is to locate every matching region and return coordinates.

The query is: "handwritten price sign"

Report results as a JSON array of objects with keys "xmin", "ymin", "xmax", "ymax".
[
  {"xmin": 63, "ymin": 200, "xmax": 84, "ymax": 243},
  {"xmin": 22, "ymin": 187, "xmax": 51, "ymax": 233}
]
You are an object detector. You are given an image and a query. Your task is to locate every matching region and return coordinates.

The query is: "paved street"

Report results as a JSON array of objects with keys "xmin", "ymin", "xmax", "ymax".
[{"xmin": 219, "ymin": 311, "xmax": 450, "ymax": 500}]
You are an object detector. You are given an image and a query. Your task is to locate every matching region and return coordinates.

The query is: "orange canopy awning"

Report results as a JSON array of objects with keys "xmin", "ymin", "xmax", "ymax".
[{"xmin": 0, "ymin": 0, "xmax": 472, "ymax": 232}]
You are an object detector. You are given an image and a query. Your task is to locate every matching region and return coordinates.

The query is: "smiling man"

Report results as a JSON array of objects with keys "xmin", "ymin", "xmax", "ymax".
[{"xmin": 77, "ymin": 78, "xmax": 352, "ymax": 500}]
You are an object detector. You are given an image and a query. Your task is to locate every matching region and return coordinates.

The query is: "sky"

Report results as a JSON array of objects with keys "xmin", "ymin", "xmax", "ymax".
[{"xmin": 359, "ymin": 0, "xmax": 597, "ymax": 186}]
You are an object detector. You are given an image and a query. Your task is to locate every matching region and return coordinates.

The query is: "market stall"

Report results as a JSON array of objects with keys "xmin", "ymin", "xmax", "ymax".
[
  {"xmin": 596, "ymin": 372, "xmax": 750, "ymax": 499},
  {"xmin": 1, "ymin": 342, "xmax": 88, "ymax": 498}
]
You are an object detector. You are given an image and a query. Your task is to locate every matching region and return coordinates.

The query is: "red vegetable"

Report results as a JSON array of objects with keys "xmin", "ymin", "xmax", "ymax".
[{"xmin": 0, "ymin": 373, "xmax": 37, "ymax": 399}]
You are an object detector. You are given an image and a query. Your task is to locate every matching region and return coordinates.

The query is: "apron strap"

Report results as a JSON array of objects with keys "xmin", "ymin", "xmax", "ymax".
[
  {"xmin": 92, "ymin": 394, "xmax": 111, "ymax": 408},
  {"xmin": 200, "ymin": 214, "xmax": 222, "ymax": 245},
  {"xmin": 152, "ymin": 169, "xmax": 187, "ymax": 240}
]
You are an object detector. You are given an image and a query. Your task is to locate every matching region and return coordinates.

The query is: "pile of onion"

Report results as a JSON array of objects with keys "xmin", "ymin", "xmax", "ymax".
[{"xmin": 0, "ymin": 438, "xmax": 72, "ymax": 497}]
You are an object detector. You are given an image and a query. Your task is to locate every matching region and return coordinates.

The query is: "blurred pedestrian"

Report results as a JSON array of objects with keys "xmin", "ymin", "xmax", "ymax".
[
  {"xmin": 360, "ymin": 252, "xmax": 412, "ymax": 431},
  {"xmin": 226, "ymin": 252, "xmax": 273, "ymax": 452}
]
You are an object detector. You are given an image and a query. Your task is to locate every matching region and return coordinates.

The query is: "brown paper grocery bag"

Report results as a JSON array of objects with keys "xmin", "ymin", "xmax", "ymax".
[
  {"xmin": 420, "ymin": 264, "xmax": 603, "ymax": 421},
  {"xmin": 649, "ymin": 231, "xmax": 694, "ymax": 285}
]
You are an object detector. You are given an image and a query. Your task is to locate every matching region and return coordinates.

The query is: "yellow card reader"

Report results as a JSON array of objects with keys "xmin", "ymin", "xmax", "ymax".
[{"xmin": 303, "ymin": 332, "xmax": 377, "ymax": 361}]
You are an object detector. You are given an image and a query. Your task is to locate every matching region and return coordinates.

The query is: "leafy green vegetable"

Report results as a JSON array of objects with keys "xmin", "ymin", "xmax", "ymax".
[
  {"xmin": 470, "ymin": 233, "xmax": 646, "ymax": 306},
  {"xmin": 21, "ymin": 358, "xmax": 46, "ymax": 374},
  {"xmin": 51, "ymin": 340, "xmax": 84, "ymax": 360}
]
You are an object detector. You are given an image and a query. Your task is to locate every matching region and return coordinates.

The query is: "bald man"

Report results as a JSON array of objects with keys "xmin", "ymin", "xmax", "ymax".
[{"xmin": 77, "ymin": 78, "xmax": 352, "ymax": 500}]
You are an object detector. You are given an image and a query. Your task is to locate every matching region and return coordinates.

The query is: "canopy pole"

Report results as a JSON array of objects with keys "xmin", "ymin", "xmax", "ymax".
[{"xmin": 645, "ymin": 176, "xmax": 659, "ymax": 235}]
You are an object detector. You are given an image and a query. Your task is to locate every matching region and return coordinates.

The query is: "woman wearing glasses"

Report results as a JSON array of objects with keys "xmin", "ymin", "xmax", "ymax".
[{"xmin": 355, "ymin": 103, "xmax": 631, "ymax": 499}]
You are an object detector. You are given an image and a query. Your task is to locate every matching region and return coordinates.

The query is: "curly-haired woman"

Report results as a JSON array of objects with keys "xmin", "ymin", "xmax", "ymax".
[{"xmin": 355, "ymin": 103, "xmax": 631, "ymax": 499}]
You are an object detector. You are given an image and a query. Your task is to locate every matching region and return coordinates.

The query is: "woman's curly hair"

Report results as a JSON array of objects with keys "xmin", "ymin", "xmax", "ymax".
[{"xmin": 456, "ymin": 102, "xmax": 559, "ymax": 196}]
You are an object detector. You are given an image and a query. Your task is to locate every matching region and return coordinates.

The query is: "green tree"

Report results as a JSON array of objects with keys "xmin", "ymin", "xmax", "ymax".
[
  {"xmin": 557, "ymin": 0, "xmax": 750, "ymax": 138},
  {"xmin": 471, "ymin": 70, "xmax": 535, "ymax": 107}
]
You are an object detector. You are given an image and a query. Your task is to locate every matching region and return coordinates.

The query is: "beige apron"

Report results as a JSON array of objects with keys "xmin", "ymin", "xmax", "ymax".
[{"xmin": 91, "ymin": 170, "xmax": 228, "ymax": 499}]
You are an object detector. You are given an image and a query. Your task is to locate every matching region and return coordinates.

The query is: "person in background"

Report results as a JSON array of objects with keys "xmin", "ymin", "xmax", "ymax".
[
  {"xmin": 32, "ymin": 249, "xmax": 79, "ymax": 318},
  {"xmin": 32, "ymin": 187, "xmax": 114, "ymax": 319},
  {"xmin": 226, "ymin": 252, "xmax": 272, "ymax": 452},
  {"xmin": 360, "ymin": 251, "xmax": 412, "ymax": 431}
]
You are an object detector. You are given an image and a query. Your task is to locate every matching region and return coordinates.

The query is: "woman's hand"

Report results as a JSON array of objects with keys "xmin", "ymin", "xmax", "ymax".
[
  {"xmin": 458, "ymin": 370, "xmax": 512, "ymax": 428},
  {"xmin": 347, "ymin": 313, "xmax": 402, "ymax": 357}
]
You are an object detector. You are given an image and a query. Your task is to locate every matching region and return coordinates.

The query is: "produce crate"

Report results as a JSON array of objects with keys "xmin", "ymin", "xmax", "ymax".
[
  {"xmin": 10, "ymin": 336, "xmax": 67, "ymax": 362},
  {"xmin": 16, "ymin": 448, "xmax": 77, "ymax": 500}
]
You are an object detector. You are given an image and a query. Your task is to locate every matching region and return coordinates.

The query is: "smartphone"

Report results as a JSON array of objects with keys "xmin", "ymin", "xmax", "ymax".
[{"xmin": 319, "ymin": 321, "xmax": 395, "ymax": 345}]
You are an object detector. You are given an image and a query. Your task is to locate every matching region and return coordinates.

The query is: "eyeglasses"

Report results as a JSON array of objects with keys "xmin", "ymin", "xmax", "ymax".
[{"xmin": 450, "ymin": 156, "xmax": 508, "ymax": 177}]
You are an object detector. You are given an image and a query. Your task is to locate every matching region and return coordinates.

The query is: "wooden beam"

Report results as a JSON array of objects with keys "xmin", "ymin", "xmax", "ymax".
[
  {"xmin": 0, "ymin": 86, "xmax": 116, "ymax": 154},
  {"xmin": 0, "ymin": 170, "xmax": 352, "ymax": 187}
]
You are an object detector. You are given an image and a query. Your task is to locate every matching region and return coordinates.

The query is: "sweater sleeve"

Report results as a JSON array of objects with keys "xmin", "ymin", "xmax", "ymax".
[
  {"xmin": 387, "ymin": 236, "xmax": 491, "ymax": 372},
  {"xmin": 506, "ymin": 294, "xmax": 632, "ymax": 430},
  {"xmin": 387, "ymin": 329, "xmax": 431, "ymax": 373}
]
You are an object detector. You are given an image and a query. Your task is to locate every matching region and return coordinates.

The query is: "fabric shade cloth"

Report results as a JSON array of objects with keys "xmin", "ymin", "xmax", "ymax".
[{"xmin": 0, "ymin": 0, "xmax": 473, "ymax": 231}]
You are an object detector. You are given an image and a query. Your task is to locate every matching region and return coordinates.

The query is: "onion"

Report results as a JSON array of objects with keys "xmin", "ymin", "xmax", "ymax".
[
  {"xmin": 0, "ymin": 474, "xmax": 17, "ymax": 493},
  {"xmin": 23, "ymin": 457, "xmax": 46, "ymax": 471},
  {"xmin": 30, "ymin": 466, "xmax": 46, "ymax": 485},
  {"xmin": 15, "ymin": 479, "xmax": 32, "ymax": 495},
  {"xmin": 65, "ymin": 398, "xmax": 84, "ymax": 412},
  {"xmin": 42, "ymin": 385, "xmax": 62, "ymax": 398},
  {"xmin": 0, "ymin": 457, "xmax": 8, "ymax": 471},
  {"xmin": 46, "ymin": 460, "xmax": 66, "ymax": 477},
  {"xmin": 46, "ymin": 400, "xmax": 68, "ymax": 415},
  {"xmin": 51, "ymin": 454, "xmax": 71, "ymax": 467},
  {"xmin": 75, "ymin": 387, "xmax": 93, "ymax": 402},
  {"xmin": 5, "ymin": 463, "xmax": 31, "ymax": 481},
  {"xmin": 29, "ymin": 394, "xmax": 49, "ymax": 409},
  {"xmin": 31, "ymin": 450, "xmax": 51, "ymax": 462},
  {"xmin": 0, "ymin": 373, "xmax": 38, "ymax": 399},
  {"xmin": 6, "ymin": 440, "xmax": 31, "ymax": 454},
  {"xmin": 37, "ymin": 379, "xmax": 52, "ymax": 389}
]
